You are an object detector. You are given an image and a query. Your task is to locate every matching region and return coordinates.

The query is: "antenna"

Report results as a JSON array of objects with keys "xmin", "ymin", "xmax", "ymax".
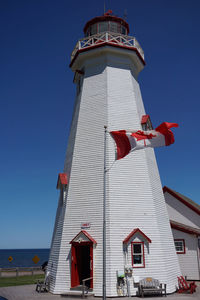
[
  {"xmin": 104, "ymin": 0, "xmax": 106, "ymax": 14},
  {"xmin": 123, "ymin": 8, "xmax": 127, "ymax": 20}
]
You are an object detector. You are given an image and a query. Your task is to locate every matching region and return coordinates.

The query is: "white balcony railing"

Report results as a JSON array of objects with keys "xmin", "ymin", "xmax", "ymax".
[{"xmin": 71, "ymin": 32, "xmax": 144, "ymax": 62}]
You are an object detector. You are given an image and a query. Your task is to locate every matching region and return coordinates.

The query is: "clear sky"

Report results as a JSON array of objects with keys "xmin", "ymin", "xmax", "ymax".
[{"xmin": 1, "ymin": 0, "xmax": 200, "ymax": 249}]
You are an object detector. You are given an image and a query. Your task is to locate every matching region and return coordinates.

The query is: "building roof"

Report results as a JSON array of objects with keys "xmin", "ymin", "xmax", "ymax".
[
  {"xmin": 56, "ymin": 173, "xmax": 68, "ymax": 189},
  {"xmin": 170, "ymin": 220, "xmax": 200, "ymax": 236},
  {"xmin": 163, "ymin": 186, "xmax": 200, "ymax": 215},
  {"xmin": 69, "ymin": 230, "xmax": 97, "ymax": 244},
  {"xmin": 123, "ymin": 228, "xmax": 151, "ymax": 244},
  {"xmin": 141, "ymin": 115, "xmax": 150, "ymax": 124}
]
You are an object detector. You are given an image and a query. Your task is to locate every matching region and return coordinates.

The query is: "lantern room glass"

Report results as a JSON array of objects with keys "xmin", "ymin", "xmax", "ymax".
[{"xmin": 85, "ymin": 21, "xmax": 127, "ymax": 37}]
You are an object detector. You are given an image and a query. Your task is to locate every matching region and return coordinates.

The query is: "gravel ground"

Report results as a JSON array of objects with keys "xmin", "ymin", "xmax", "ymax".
[{"xmin": 0, "ymin": 282, "xmax": 199, "ymax": 300}]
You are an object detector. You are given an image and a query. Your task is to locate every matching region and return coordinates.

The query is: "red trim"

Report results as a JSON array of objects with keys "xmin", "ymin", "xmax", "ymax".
[
  {"xmin": 170, "ymin": 221, "xmax": 200, "ymax": 236},
  {"xmin": 70, "ymin": 42, "xmax": 146, "ymax": 68},
  {"xmin": 84, "ymin": 15, "xmax": 129, "ymax": 35},
  {"xmin": 163, "ymin": 186, "xmax": 200, "ymax": 215},
  {"xmin": 174, "ymin": 239, "xmax": 186, "ymax": 254},
  {"xmin": 69, "ymin": 230, "xmax": 97, "ymax": 244},
  {"xmin": 123, "ymin": 228, "xmax": 151, "ymax": 244},
  {"xmin": 56, "ymin": 173, "xmax": 68, "ymax": 189},
  {"xmin": 131, "ymin": 241, "xmax": 145, "ymax": 268}
]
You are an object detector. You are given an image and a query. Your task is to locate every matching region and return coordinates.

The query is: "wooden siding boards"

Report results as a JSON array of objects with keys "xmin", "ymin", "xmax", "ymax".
[
  {"xmin": 172, "ymin": 229, "xmax": 200, "ymax": 280},
  {"xmin": 48, "ymin": 51, "xmax": 181, "ymax": 295}
]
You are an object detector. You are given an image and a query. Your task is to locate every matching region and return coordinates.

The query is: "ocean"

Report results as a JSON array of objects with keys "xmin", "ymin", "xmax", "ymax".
[{"xmin": 0, "ymin": 249, "xmax": 50, "ymax": 268}]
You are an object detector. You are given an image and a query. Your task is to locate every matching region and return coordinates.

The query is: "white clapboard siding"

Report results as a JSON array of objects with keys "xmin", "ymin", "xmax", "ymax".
[
  {"xmin": 172, "ymin": 229, "xmax": 200, "ymax": 280},
  {"xmin": 48, "ymin": 48, "xmax": 181, "ymax": 295},
  {"xmin": 165, "ymin": 192, "xmax": 200, "ymax": 229}
]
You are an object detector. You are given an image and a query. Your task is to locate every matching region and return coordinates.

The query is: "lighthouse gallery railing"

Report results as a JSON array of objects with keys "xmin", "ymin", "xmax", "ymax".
[{"xmin": 71, "ymin": 32, "xmax": 144, "ymax": 61}]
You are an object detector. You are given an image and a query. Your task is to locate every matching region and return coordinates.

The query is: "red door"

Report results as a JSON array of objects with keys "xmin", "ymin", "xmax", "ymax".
[
  {"xmin": 71, "ymin": 243, "xmax": 93, "ymax": 288},
  {"xmin": 71, "ymin": 244, "xmax": 79, "ymax": 287}
]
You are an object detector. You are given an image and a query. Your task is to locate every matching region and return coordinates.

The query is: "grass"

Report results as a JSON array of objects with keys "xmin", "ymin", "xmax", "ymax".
[{"xmin": 0, "ymin": 274, "xmax": 45, "ymax": 287}]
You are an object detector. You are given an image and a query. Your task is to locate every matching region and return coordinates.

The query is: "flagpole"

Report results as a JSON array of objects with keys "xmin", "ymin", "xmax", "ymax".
[{"xmin": 103, "ymin": 125, "xmax": 107, "ymax": 300}]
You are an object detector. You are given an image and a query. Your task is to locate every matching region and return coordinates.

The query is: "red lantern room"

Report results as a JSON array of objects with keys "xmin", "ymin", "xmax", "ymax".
[{"xmin": 84, "ymin": 10, "xmax": 129, "ymax": 37}]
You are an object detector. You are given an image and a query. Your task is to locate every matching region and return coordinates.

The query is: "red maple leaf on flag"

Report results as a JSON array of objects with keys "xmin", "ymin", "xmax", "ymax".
[{"xmin": 131, "ymin": 130, "xmax": 156, "ymax": 141}]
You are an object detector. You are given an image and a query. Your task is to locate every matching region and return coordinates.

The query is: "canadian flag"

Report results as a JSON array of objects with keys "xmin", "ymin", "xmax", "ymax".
[{"xmin": 110, "ymin": 122, "xmax": 178, "ymax": 160}]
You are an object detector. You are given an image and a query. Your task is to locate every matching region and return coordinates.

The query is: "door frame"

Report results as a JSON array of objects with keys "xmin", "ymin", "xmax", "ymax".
[{"xmin": 71, "ymin": 241, "xmax": 93, "ymax": 288}]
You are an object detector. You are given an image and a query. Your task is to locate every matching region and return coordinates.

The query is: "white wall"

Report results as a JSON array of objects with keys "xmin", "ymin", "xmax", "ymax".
[{"xmin": 172, "ymin": 229, "xmax": 200, "ymax": 280}]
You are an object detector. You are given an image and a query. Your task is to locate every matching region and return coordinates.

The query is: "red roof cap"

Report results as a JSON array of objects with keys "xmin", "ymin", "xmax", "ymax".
[
  {"xmin": 56, "ymin": 173, "xmax": 68, "ymax": 189},
  {"xmin": 123, "ymin": 228, "xmax": 151, "ymax": 244},
  {"xmin": 141, "ymin": 115, "xmax": 150, "ymax": 124},
  {"xmin": 83, "ymin": 12, "xmax": 129, "ymax": 35},
  {"xmin": 70, "ymin": 230, "xmax": 97, "ymax": 244}
]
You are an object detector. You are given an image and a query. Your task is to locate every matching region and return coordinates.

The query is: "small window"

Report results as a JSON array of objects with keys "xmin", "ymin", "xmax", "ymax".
[
  {"xmin": 99, "ymin": 22, "xmax": 109, "ymax": 33},
  {"xmin": 131, "ymin": 242, "xmax": 145, "ymax": 268},
  {"xmin": 90, "ymin": 24, "xmax": 97, "ymax": 35},
  {"xmin": 141, "ymin": 115, "xmax": 153, "ymax": 131},
  {"xmin": 110, "ymin": 22, "xmax": 118, "ymax": 33},
  {"xmin": 121, "ymin": 26, "xmax": 126, "ymax": 35},
  {"xmin": 77, "ymin": 77, "xmax": 82, "ymax": 95},
  {"xmin": 174, "ymin": 239, "xmax": 185, "ymax": 254}
]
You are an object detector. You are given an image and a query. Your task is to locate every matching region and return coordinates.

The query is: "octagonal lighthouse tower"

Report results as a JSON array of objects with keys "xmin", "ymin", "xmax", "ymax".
[{"xmin": 48, "ymin": 11, "xmax": 181, "ymax": 296}]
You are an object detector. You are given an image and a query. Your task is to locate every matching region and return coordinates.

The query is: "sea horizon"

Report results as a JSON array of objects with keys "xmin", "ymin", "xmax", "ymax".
[{"xmin": 0, "ymin": 248, "xmax": 50, "ymax": 268}]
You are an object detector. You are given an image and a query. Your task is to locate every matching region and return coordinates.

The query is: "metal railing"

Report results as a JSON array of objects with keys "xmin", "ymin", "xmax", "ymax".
[
  {"xmin": 82, "ymin": 277, "xmax": 93, "ymax": 298},
  {"xmin": 71, "ymin": 32, "xmax": 144, "ymax": 61}
]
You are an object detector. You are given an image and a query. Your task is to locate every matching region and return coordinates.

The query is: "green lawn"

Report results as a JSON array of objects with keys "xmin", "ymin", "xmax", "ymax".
[{"xmin": 0, "ymin": 274, "xmax": 45, "ymax": 287}]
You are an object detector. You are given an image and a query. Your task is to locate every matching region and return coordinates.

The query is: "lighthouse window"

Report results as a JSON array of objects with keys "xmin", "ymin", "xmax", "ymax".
[
  {"xmin": 90, "ymin": 24, "xmax": 98, "ymax": 35},
  {"xmin": 77, "ymin": 78, "xmax": 82, "ymax": 95},
  {"xmin": 174, "ymin": 239, "xmax": 185, "ymax": 254},
  {"xmin": 121, "ymin": 26, "xmax": 126, "ymax": 35},
  {"xmin": 110, "ymin": 22, "xmax": 118, "ymax": 33},
  {"xmin": 131, "ymin": 242, "xmax": 145, "ymax": 268},
  {"xmin": 99, "ymin": 22, "xmax": 109, "ymax": 33}
]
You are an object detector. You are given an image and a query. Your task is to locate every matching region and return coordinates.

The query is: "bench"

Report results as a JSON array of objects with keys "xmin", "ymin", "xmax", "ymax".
[
  {"xmin": 36, "ymin": 275, "xmax": 50, "ymax": 293},
  {"xmin": 138, "ymin": 277, "xmax": 167, "ymax": 297}
]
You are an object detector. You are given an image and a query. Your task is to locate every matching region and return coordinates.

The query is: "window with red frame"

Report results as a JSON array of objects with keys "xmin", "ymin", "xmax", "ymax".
[
  {"xmin": 174, "ymin": 239, "xmax": 185, "ymax": 254},
  {"xmin": 131, "ymin": 242, "xmax": 145, "ymax": 268}
]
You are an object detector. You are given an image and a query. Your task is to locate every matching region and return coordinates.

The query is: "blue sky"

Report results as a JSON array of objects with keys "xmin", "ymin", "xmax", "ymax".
[{"xmin": 1, "ymin": 0, "xmax": 200, "ymax": 249}]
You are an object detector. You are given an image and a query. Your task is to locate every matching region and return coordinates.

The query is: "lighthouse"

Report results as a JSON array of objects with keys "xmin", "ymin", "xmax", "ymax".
[{"xmin": 48, "ymin": 11, "xmax": 181, "ymax": 296}]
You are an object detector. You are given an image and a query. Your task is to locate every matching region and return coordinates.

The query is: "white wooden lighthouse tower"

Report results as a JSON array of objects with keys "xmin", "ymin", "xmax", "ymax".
[{"xmin": 48, "ymin": 11, "xmax": 181, "ymax": 296}]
